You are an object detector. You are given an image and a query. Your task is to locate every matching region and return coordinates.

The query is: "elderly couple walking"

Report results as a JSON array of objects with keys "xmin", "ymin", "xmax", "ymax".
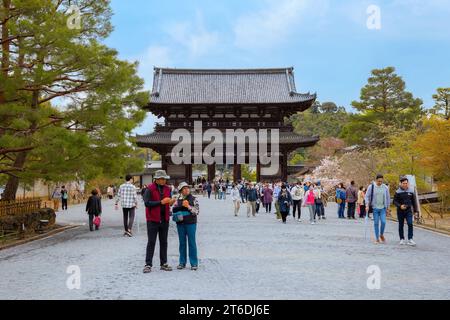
[{"xmin": 142, "ymin": 170, "xmax": 199, "ymax": 273}]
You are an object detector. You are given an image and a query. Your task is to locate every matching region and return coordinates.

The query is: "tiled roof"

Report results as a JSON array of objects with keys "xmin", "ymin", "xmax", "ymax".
[
  {"xmin": 136, "ymin": 132, "xmax": 319, "ymax": 146},
  {"xmin": 150, "ymin": 67, "xmax": 316, "ymax": 105}
]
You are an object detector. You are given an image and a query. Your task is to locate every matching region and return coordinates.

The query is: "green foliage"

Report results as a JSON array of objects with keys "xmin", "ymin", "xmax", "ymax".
[
  {"xmin": 290, "ymin": 101, "xmax": 350, "ymax": 138},
  {"xmin": 241, "ymin": 164, "xmax": 256, "ymax": 182},
  {"xmin": 342, "ymin": 67, "xmax": 424, "ymax": 146},
  {"xmin": 430, "ymin": 87, "xmax": 450, "ymax": 120},
  {"xmin": 0, "ymin": 0, "xmax": 148, "ymax": 198}
]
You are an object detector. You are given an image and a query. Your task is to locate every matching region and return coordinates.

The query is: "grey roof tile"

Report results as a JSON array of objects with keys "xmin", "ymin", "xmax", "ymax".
[
  {"xmin": 136, "ymin": 132, "xmax": 319, "ymax": 146},
  {"xmin": 150, "ymin": 67, "xmax": 316, "ymax": 105}
]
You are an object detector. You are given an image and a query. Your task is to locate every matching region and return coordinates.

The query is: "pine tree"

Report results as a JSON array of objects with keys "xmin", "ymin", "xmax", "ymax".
[
  {"xmin": 342, "ymin": 67, "xmax": 424, "ymax": 147},
  {"xmin": 0, "ymin": 1, "xmax": 147, "ymax": 199}
]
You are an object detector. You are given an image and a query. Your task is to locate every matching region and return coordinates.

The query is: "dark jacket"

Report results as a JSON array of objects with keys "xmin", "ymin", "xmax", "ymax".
[
  {"xmin": 346, "ymin": 185, "xmax": 357, "ymax": 203},
  {"xmin": 393, "ymin": 188, "xmax": 418, "ymax": 214},
  {"xmin": 86, "ymin": 195, "xmax": 102, "ymax": 215},
  {"xmin": 172, "ymin": 194, "xmax": 199, "ymax": 225},
  {"xmin": 278, "ymin": 190, "xmax": 292, "ymax": 213},
  {"xmin": 246, "ymin": 188, "xmax": 258, "ymax": 202}
]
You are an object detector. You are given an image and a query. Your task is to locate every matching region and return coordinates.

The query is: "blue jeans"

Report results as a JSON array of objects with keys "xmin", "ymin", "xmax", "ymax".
[
  {"xmin": 338, "ymin": 202, "xmax": 346, "ymax": 218},
  {"xmin": 177, "ymin": 223, "xmax": 198, "ymax": 267},
  {"xmin": 373, "ymin": 208, "xmax": 387, "ymax": 240}
]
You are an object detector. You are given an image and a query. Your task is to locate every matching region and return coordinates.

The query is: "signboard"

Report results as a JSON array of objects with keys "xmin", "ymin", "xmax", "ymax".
[{"xmin": 404, "ymin": 175, "xmax": 421, "ymax": 219}]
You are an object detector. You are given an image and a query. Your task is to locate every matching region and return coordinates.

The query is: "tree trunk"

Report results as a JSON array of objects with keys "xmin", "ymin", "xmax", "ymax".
[
  {"xmin": 2, "ymin": 91, "xmax": 39, "ymax": 200},
  {"xmin": 2, "ymin": 152, "xmax": 27, "ymax": 200},
  {"xmin": 0, "ymin": 0, "xmax": 11, "ymax": 104}
]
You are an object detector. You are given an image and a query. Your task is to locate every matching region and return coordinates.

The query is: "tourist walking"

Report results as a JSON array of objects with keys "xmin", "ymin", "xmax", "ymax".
[
  {"xmin": 51, "ymin": 186, "xmax": 61, "ymax": 212},
  {"xmin": 393, "ymin": 177, "xmax": 418, "ymax": 246},
  {"xmin": 141, "ymin": 184, "xmax": 147, "ymax": 200},
  {"xmin": 303, "ymin": 185, "xmax": 317, "ymax": 224},
  {"xmin": 115, "ymin": 175, "xmax": 138, "ymax": 237},
  {"xmin": 357, "ymin": 187, "xmax": 366, "ymax": 218},
  {"xmin": 346, "ymin": 181, "xmax": 358, "ymax": 219},
  {"xmin": 278, "ymin": 185, "xmax": 292, "ymax": 224},
  {"xmin": 60, "ymin": 186, "xmax": 69, "ymax": 211},
  {"xmin": 274, "ymin": 182, "xmax": 282, "ymax": 220},
  {"xmin": 172, "ymin": 182, "xmax": 200, "ymax": 270},
  {"xmin": 290, "ymin": 182, "xmax": 304, "ymax": 221},
  {"xmin": 86, "ymin": 189, "xmax": 102, "ymax": 232},
  {"xmin": 206, "ymin": 182, "xmax": 212, "ymax": 199},
  {"xmin": 107, "ymin": 185, "xmax": 114, "ymax": 200},
  {"xmin": 314, "ymin": 183, "xmax": 326, "ymax": 220},
  {"xmin": 239, "ymin": 183, "xmax": 247, "ymax": 203},
  {"xmin": 263, "ymin": 184, "xmax": 273, "ymax": 213},
  {"xmin": 143, "ymin": 170, "xmax": 176, "ymax": 273},
  {"xmin": 221, "ymin": 183, "xmax": 227, "ymax": 200},
  {"xmin": 336, "ymin": 183, "xmax": 346, "ymax": 218},
  {"xmin": 365, "ymin": 174, "xmax": 391, "ymax": 244},
  {"xmin": 246, "ymin": 183, "xmax": 258, "ymax": 217},
  {"xmin": 255, "ymin": 186, "xmax": 261, "ymax": 214},
  {"xmin": 231, "ymin": 184, "xmax": 241, "ymax": 216}
]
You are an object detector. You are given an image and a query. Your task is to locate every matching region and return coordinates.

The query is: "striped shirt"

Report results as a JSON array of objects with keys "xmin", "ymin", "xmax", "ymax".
[{"xmin": 116, "ymin": 182, "xmax": 138, "ymax": 209}]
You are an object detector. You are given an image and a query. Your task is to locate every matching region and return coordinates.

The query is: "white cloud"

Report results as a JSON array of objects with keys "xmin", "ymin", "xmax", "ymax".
[
  {"xmin": 165, "ymin": 11, "xmax": 220, "ymax": 58},
  {"xmin": 233, "ymin": 0, "xmax": 329, "ymax": 50},
  {"xmin": 131, "ymin": 45, "xmax": 172, "ymax": 90}
]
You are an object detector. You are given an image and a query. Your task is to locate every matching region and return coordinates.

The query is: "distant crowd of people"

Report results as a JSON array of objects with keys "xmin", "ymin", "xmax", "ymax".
[{"xmin": 77, "ymin": 170, "xmax": 420, "ymax": 274}]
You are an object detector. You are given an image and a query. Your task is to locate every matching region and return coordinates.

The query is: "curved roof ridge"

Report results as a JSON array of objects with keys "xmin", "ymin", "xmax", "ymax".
[{"xmin": 154, "ymin": 67, "xmax": 294, "ymax": 74}]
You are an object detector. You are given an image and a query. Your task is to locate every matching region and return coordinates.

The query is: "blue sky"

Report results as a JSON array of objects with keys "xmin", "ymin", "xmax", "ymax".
[{"xmin": 104, "ymin": 0, "xmax": 450, "ymax": 135}]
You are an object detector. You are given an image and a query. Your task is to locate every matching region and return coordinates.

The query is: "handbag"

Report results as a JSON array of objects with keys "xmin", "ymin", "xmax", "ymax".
[
  {"xmin": 93, "ymin": 216, "xmax": 101, "ymax": 227},
  {"xmin": 172, "ymin": 210, "xmax": 191, "ymax": 222}
]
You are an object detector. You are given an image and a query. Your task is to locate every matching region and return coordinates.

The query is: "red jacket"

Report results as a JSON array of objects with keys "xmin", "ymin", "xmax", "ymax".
[{"xmin": 145, "ymin": 183, "xmax": 171, "ymax": 223}]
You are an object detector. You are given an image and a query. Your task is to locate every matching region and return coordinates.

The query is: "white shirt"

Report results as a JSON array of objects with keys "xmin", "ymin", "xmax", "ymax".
[
  {"xmin": 231, "ymin": 188, "xmax": 241, "ymax": 201},
  {"xmin": 291, "ymin": 186, "xmax": 305, "ymax": 201}
]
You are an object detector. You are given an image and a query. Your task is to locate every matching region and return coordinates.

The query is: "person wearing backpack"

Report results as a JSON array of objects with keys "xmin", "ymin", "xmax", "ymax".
[
  {"xmin": 86, "ymin": 189, "xmax": 102, "ymax": 232},
  {"xmin": 365, "ymin": 174, "xmax": 391, "ymax": 244},
  {"xmin": 51, "ymin": 186, "xmax": 61, "ymax": 212},
  {"xmin": 278, "ymin": 184, "xmax": 292, "ymax": 224},
  {"xmin": 346, "ymin": 181, "xmax": 358, "ymax": 219},
  {"xmin": 314, "ymin": 183, "xmax": 326, "ymax": 220},
  {"xmin": 290, "ymin": 182, "xmax": 304, "ymax": 221},
  {"xmin": 335, "ymin": 183, "xmax": 346, "ymax": 218},
  {"xmin": 61, "ymin": 186, "xmax": 69, "ymax": 211}
]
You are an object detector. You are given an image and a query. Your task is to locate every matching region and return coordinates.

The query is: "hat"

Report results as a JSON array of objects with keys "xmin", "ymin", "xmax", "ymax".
[
  {"xmin": 154, "ymin": 170, "xmax": 170, "ymax": 180},
  {"xmin": 178, "ymin": 182, "xmax": 190, "ymax": 192}
]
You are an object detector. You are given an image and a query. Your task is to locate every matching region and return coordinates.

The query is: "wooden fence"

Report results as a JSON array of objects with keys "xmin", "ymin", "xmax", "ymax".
[{"xmin": 0, "ymin": 199, "xmax": 43, "ymax": 217}]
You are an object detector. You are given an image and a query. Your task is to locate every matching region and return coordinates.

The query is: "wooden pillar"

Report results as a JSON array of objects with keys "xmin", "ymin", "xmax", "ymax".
[
  {"xmin": 281, "ymin": 149, "xmax": 288, "ymax": 182},
  {"xmin": 207, "ymin": 164, "xmax": 216, "ymax": 182},
  {"xmin": 185, "ymin": 164, "xmax": 193, "ymax": 186},
  {"xmin": 256, "ymin": 162, "xmax": 261, "ymax": 183},
  {"xmin": 233, "ymin": 164, "xmax": 242, "ymax": 182},
  {"xmin": 161, "ymin": 151, "xmax": 168, "ymax": 172}
]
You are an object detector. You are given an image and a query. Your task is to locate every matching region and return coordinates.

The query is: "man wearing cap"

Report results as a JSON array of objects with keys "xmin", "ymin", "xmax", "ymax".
[
  {"xmin": 173, "ymin": 182, "xmax": 200, "ymax": 270},
  {"xmin": 143, "ymin": 170, "xmax": 176, "ymax": 273}
]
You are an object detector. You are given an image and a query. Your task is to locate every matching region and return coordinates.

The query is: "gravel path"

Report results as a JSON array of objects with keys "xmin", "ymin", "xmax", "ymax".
[{"xmin": 0, "ymin": 196, "xmax": 449, "ymax": 300}]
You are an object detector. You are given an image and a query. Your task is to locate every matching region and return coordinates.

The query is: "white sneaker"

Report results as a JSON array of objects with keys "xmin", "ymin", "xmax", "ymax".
[
  {"xmin": 311, "ymin": 222, "xmax": 316, "ymax": 225},
  {"xmin": 297, "ymin": 219, "xmax": 301, "ymax": 222},
  {"xmin": 407, "ymin": 239, "xmax": 417, "ymax": 247},
  {"xmin": 399, "ymin": 240, "xmax": 406, "ymax": 245}
]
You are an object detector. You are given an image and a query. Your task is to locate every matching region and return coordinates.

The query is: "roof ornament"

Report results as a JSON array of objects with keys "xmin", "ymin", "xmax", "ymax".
[
  {"xmin": 153, "ymin": 68, "xmax": 163, "ymax": 97},
  {"xmin": 286, "ymin": 68, "xmax": 295, "ymax": 96}
]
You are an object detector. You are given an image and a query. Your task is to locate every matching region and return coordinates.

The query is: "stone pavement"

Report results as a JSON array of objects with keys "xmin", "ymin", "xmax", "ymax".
[{"xmin": 0, "ymin": 196, "xmax": 449, "ymax": 300}]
